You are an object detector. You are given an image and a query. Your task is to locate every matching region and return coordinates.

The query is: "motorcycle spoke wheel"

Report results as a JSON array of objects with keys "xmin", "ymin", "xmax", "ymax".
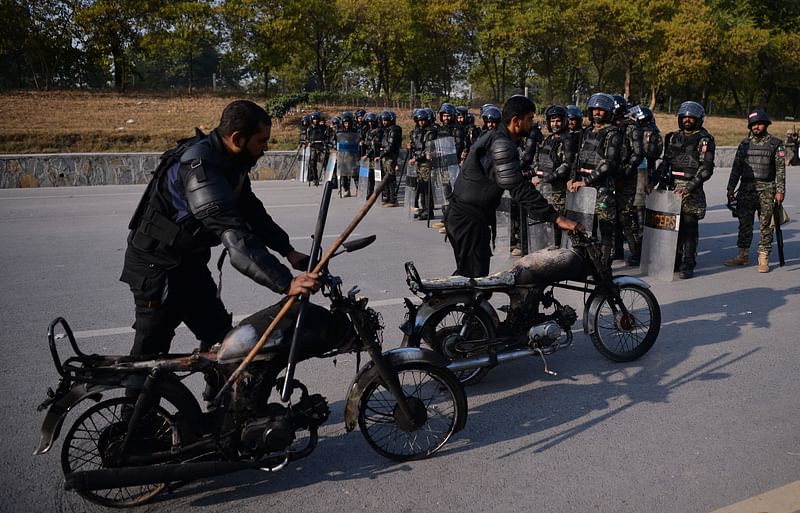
[
  {"xmin": 591, "ymin": 284, "xmax": 661, "ymax": 362},
  {"xmin": 358, "ymin": 364, "xmax": 466, "ymax": 461},
  {"xmin": 61, "ymin": 397, "xmax": 175, "ymax": 508},
  {"xmin": 427, "ymin": 306, "xmax": 494, "ymax": 385}
]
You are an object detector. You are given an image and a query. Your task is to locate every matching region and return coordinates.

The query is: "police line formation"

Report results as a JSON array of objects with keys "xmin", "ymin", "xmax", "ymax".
[{"xmin": 297, "ymin": 93, "xmax": 788, "ymax": 280}]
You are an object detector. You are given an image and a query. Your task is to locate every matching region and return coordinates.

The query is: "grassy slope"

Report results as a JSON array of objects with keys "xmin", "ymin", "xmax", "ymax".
[{"xmin": 1, "ymin": 91, "xmax": 796, "ymax": 154}]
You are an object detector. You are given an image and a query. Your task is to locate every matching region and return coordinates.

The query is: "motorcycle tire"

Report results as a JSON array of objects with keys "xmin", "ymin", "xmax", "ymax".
[
  {"xmin": 590, "ymin": 284, "xmax": 660, "ymax": 362},
  {"xmin": 357, "ymin": 362, "xmax": 467, "ymax": 462},
  {"xmin": 61, "ymin": 396, "xmax": 176, "ymax": 508},
  {"xmin": 420, "ymin": 305, "xmax": 496, "ymax": 386}
]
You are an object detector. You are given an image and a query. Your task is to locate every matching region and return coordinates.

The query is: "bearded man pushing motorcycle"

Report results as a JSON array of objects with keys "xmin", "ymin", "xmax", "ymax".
[
  {"xmin": 445, "ymin": 95, "xmax": 581, "ymax": 278},
  {"xmin": 121, "ymin": 100, "xmax": 321, "ymax": 398}
]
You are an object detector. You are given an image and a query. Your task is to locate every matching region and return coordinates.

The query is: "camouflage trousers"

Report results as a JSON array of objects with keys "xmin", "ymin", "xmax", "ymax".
[
  {"xmin": 381, "ymin": 155, "xmax": 398, "ymax": 202},
  {"xmin": 735, "ymin": 181, "xmax": 777, "ymax": 254},
  {"xmin": 616, "ymin": 175, "xmax": 641, "ymax": 247},
  {"xmin": 540, "ymin": 182, "xmax": 567, "ymax": 216},
  {"xmin": 673, "ymin": 178, "xmax": 707, "ymax": 219}
]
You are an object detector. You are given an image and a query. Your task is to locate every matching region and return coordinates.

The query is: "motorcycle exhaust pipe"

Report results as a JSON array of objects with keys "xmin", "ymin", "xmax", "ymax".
[
  {"xmin": 64, "ymin": 459, "xmax": 280, "ymax": 491},
  {"xmin": 446, "ymin": 347, "xmax": 540, "ymax": 372}
]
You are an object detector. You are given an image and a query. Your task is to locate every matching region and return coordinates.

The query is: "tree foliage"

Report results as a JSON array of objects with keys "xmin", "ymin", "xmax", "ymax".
[{"xmin": 1, "ymin": 0, "xmax": 798, "ymax": 116}]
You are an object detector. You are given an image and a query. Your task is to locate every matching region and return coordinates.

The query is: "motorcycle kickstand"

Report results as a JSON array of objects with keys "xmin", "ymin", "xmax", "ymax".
[{"xmin": 532, "ymin": 347, "xmax": 557, "ymax": 376}]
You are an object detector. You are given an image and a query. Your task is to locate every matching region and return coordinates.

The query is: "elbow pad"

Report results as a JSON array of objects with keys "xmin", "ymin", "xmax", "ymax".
[
  {"xmin": 586, "ymin": 161, "xmax": 609, "ymax": 185},
  {"xmin": 492, "ymin": 137, "xmax": 523, "ymax": 189},
  {"xmin": 221, "ymin": 229, "xmax": 292, "ymax": 294}
]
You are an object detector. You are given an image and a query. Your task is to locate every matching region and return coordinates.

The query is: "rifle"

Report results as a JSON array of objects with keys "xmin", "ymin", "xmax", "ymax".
[{"xmin": 774, "ymin": 201, "xmax": 785, "ymax": 266}]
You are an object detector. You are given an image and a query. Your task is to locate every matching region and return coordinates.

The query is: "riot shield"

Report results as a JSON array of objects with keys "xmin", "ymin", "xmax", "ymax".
[
  {"xmin": 336, "ymin": 132, "xmax": 359, "ymax": 178},
  {"xmin": 561, "ymin": 186, "xmax": 597, "ymax": 249},
  {"xmin": 298, "ymin": 146, "xmax": 311, "ymax": 183},
  {"xmin": 634, "ymin": 160, "xmax": 647, "ymax": 208},
  {"xmin": 324, "ymin": 152, "xmax": 337, "ymax": 184},
  {"xmin": 404, "ymin": 161, "xmax": 418, "ymax": 219},
  {"xmin": 525, "ymin": 214, "xmax": 556, "ymax": 253},
  {"xmin": 357, "ymin": 160, "xmax": 371, "ymax": 202},
  {"xmin": 640, "ymin": 189, "xmax": 681, "ymax": 282},
  {"xmin": 494, "ymin": 193, "xmax": 517, "ymax": 259},
  {"xmin": 427, "ymin": 136, "xmax": 459, "ymax": 208},
  {"xmin": 373, "ymin": 159, "xmax": 383, "ymax": 183}
]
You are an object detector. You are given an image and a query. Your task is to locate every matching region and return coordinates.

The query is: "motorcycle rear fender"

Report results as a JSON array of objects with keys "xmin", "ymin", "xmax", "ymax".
[
  {"xmin": 34, "ymin": 372, "xmax": 203, "ymax": 456},
  {"xmin": 583, "ymin": 276, "xmax": 650, "ymax": 334},
  {"xmin": 343, "ymin": 347, "xmax": 450, "ymax": 432},
  {"xmin": 401, "ymin": 293, "xmax": 499, "ymax": 346}
]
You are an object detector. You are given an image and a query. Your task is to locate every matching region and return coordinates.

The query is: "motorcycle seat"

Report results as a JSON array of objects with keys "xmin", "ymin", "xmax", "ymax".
[{"xmin": 419, "ymin": 272, "xmax": 515, "ymax": 291}]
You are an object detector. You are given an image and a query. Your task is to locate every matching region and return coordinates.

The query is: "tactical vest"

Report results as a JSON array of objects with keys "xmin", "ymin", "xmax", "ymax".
[
  {"xmin": 537, "ymin": 135, "xmax": 561, "ymax": 175},
  {"xmin": 382, "ymin": 125, "xmax": 402, "ymax": 155},
  {"xmin": 667, "ymin": 131, "xmax": 708, "ymax": 178},
  {"xmin": 741, "ymin": 136, "xmax": 780, "ymax": 180},
  {"xmin": 578, "ymin": 126, "xmax": 615, "ymax": 174},
  {"xmin": 308, "ymin": 125, "xmax": 327, "ymax": 149},
  {"xmin": 643, "ymin": 127, "xmax": 663, "ymax": 164}
]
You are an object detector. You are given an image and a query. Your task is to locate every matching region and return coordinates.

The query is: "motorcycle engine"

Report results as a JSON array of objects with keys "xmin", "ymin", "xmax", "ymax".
[
  {"xmin": 528, "ymin": 305, "xmax": 578, "ymax": 346},
  {"xmin": 240, "ymin": 404, "xmax": 295, "ymax": 455}
]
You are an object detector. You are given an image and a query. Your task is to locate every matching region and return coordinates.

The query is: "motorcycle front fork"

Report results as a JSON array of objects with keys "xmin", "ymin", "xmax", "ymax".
[{"xmin": 362, "ymin": 344, "xmax": 419, "ymax": 427}]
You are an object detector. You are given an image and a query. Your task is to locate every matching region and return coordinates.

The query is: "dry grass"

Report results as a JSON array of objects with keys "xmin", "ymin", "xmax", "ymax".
[{"xmin": 0, "ymin": 91, "xmax": 795, "ymax": 154}]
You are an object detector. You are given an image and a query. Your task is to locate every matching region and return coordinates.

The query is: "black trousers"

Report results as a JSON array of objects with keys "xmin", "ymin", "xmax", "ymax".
[
  {"xmin": 127, "ymin": 252, "xmax": 232, "ymax": 357},
  {"xmin": 445, "ymin": 206, "xmax": 492, "ymax": 278}
]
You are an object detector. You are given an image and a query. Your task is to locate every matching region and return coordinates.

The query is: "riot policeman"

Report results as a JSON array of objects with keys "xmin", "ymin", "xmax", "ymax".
[
  {"xmin": 724, "ymin": 109, "xmax": 786, "ymax": 272},
  {"xmin": 298, "ymin": 115, "xmax": 311, "ymax": 147},
  {"xmin": 533, "ymin": 105, "xmax": 575, "ymax": 246},
  {"xmin": 633, "ymin": 106, "xmax": 663, "ymax": 238},
  {"xmin": 363, "ymin": 112, "xmax": 383, "ymax": 197},
  {"xmin": 481, "ymin": 105, "xmax": 502, "ymax": 132},
  {"xmin": 648, "ymin": 100, "xmax": 715, "ymax": 279},
  {"xmin": 121, "ymin": 101, "xmax": 317, "ymax": 398},
  {"xmin": 408, "ymin": 108, "xmax": 437, "ymax": 220},
  {"xmin": 567, "ymin": 93, "xmax": 623, "ymax": 266},
  {"xmin": 379, "ymin": 111, "xmax": 402, "ymax": 206},
  {"xmin": 335, "ymin": 111, "xmax": 359, "ymax": 196},
  {"xmin": 307, "ymin": 111, "xmax": 327, "ymax": 186},
  {"xmin": 612, "ymin": 95, "xmax": 645, "ymax": 265}
]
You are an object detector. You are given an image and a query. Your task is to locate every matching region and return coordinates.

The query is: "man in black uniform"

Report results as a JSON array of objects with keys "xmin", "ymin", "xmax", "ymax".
[
  {"xmin": 307, "ymin": 111, "xmax": 327, "ymax": 186},
  {"xmin": 611, "ymin": 95, "xmax": 645, "ymax": 265},
  {"xmin": 121, "ymin": 101, "xmax": 319, "ymax": 375},
  {"xmin": 408, "ymin": 108, "xmax": 437, "ymax": 220},
  {"xmin": 379, "ymin": 111, "xmax": 402, "ymax": 206},
  {"xmin": 445, "ymin": 96, "xmax": 580, "ymax": 277}
]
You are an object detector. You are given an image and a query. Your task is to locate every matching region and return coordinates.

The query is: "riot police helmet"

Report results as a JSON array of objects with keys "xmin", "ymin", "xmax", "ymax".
[
  {"xmin": 676, "ymin": 101, "xmax": 705, "ymax": 129},
  {"xmin": 612, "ymin": 94, "xmax": 629, "ymax": 118},
  {"xmin": 747, "ymin": 109, "xmax": 771, "ymax": 128},
  {"xmin": 439, "ymin": 102, "xmax": 457, "ymax": 122},
  {"xmin": 424, "ymin": 107, "xmax": 436, "ymax": 121},
  {"xmin": 466, "ymin": 113, "xmax": 476, "ymax": 125},
  {"xmin": 587, "ymin": 93, "xmax": 615, "ymax": 123},
  {"xmin": 544, "ymin": 105, "xmax": 568, "ymax": 133},
  {"xmin": 566, "ymin": 105, "xmax": 583, "ymax": 121},
  {"xmin": 342, "ymin": 111, "xmax": 354, "ymax": 123},
  {"xmin": 379, "ymin": 110, "xmax": 396, "ymax": 124},
  {"xmin": 364, "ymin": 112, "xmax": 378, "ymax": 125},
  {"xmin": 331, "ymin": 115, "xmax": 342, "ymax": 129},
  {"xmin": 301, "ymin": 115, "xmax": 311, "ymax": 125},
  {"xmin": 310, "ymin": 111, "xmax": 322, "ymax": 122},
  {"xmin": 481, "ymin": 105, "xmax": 501, "ymax": 123},
  {"xmin": 456, "ymin": 105, "xmax": 469, "ymax": 119},
  {"xmin": 412, "ymin": 108, "xmax": 426, "ymax": 122}
]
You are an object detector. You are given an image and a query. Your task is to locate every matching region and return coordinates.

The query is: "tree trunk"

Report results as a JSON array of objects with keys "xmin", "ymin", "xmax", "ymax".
[
  {"xmin": 112, "ymin": 47, "xmax": 124, "ymax": 92},
  {"xmin": 624, "ymin": 59, "xmax": 633, "ymax": 99},
  {"xmin": 649, "ymin": 85, "xmax": 658, "ymax": 110}
]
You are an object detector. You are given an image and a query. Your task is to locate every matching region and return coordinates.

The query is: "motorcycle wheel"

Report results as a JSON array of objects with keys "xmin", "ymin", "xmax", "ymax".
[
  {"xmin": 422, "ymin": 306, "xmax": 495, "ymax": 385},
  {"xmin": 357, "ymin": 362, "xmax": 467, "ymax": 462},
  {"xmin": 590, "ymin": 284, "xmax": 661, "ymax": 362},
  {"xmin": 61, "ymin": 397, "xmax": 175, "ymax": 507}
]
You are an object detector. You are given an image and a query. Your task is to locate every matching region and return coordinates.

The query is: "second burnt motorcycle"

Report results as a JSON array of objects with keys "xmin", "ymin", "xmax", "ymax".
[{"xmin": 400, "ymin": 231, "xmax": 661, "ymax": 384}]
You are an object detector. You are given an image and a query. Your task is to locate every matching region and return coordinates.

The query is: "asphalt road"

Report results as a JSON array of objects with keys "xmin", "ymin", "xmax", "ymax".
[{"xmin": 1, "ymin": 168, "xmax": 799, "ymax": 513}]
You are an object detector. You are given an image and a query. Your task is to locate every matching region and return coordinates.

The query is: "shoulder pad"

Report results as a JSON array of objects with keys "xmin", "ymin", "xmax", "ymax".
[{"xmin": 180, "ymin": 138, "xmax": 215, "ymax": 165}]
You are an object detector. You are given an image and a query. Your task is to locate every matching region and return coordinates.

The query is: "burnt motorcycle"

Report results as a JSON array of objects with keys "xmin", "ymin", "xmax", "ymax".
[
  {"xmin": 34, "ymin": 234, "xmax": 467, "ymax": 508},
  {"xmin": 401, "ymin": 231, "xmax": 661, "ymax": 385}
]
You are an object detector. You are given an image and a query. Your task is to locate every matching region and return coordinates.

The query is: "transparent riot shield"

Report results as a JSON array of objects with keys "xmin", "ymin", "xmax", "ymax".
[
  {"xmin": 427, "ymin": 136, "xmax": 459, "ymax": 214},
  {"xmin": 525, "ymin": 182, "xmax": 557, "ymax": 252},
  {"xmin": 404, "ymin": 161, "xmax": 418, "ymax": 219},
  {"xmin": 324, "ymin": 152, "xmax": 337, "ymax": 184},
  {"xmin": 336, "ymin": 132, "xmax": 359, "ymax": 178},
  {"xmin": 298, "ymin": 146, "xmax": 311, "ymax": 183},
  {"xmin": 494, "ymin": 193, "xmax": 516, "ymax": 259},
  {"xmin": 561, "ymin": 186, "xmax": 597, "ymax": 249},
  {"xmin": 640, "ymin": 189, "xmax": 681, "ymax": 282},
  {"xmin": 634, "ymin": 160, "xmax": 647, "ymax": 208},
  {"xmin": 357, "ymin": 159, "xmax": 371, "ymax": 202}
]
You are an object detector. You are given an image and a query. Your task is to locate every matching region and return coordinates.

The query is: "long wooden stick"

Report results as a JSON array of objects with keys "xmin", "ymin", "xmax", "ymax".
[{"xmin": 213, "ymin": 178, "xmax": 388, "ymax": 404}]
